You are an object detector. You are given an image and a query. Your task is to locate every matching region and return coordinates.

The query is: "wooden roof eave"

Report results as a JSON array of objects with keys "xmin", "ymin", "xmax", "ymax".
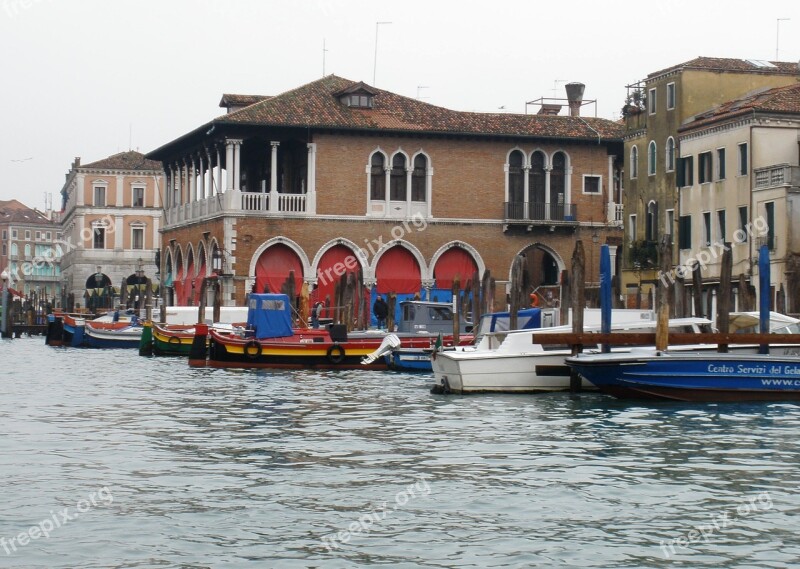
[{"xmin": 211, "ymin": 118, "xmax": 623, "ymax": 146}]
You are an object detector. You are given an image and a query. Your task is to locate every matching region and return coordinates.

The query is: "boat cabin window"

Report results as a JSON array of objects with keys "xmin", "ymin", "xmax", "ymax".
[
  {"xmin": 669, "ymin": 325, "xmax": 697, "ymax": 334},
  {"xmin": 403, "ymin": 304, "xmax": 415, "ymax": 321},
  {"xmin": 428, "ymin": 307, "xmax": 453, "ymax": 321}
]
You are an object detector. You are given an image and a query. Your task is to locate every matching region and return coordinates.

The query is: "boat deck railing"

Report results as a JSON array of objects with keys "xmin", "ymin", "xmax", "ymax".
[{"xmin": 529, "ymin": 332, "xmax": 800, "ymax": 352}]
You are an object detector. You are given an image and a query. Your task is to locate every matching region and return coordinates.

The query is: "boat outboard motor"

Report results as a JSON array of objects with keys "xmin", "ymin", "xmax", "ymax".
[{"xmin": 361, "ymin": 334, "xmax": 402, "ymax": 365}]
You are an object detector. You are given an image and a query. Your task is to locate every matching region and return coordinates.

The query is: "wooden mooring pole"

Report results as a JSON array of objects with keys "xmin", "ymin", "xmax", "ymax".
[{"xmin": 570, "ymin": 241, "xmax": 585, "ymax": 393}]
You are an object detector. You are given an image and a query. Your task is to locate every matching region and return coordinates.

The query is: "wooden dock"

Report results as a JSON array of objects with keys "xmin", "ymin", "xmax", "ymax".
[{"xmin": 8, "ymin": 324, "xmax": 48, "ymax": 338}]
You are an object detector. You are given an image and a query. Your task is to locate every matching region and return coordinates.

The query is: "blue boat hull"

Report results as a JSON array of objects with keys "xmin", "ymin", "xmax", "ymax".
[
  {"xmin": 83, "ymin": 327, "xmax": 143, "ymax": 349},
  {"xmin": 567, "ymin": 351, "xmax": 800, "ymax": 402},
  {"xmin": 387, "ymin": 349, "xmax": 432, "ymax": 371}
]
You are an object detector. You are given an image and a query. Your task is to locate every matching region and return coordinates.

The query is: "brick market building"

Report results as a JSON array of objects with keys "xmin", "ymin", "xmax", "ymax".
[{"xmin": 147, "ymin": 75, "xmax": 625, "ymax": 319}]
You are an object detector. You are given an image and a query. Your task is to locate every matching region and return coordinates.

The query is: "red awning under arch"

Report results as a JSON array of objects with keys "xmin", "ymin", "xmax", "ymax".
[
  {"xmin": 376, "ymin": 247, "xmax": 421, "ymax": 294},
  {"xmin": 178, "ymin": 257, "xmax": 195, "ymax": 306},
  {"xmin": 433, "ymin": 247, "xmax": 478, "ymax": 289},
  {"xmin": 315, "ymin": 245, "xmax": 360, "ymax": 306},
  {"xmin": 255, "ymin": 244, "xmax": 303, "ymax": 295},
  {"xmin": 192, "ymin": 259, "xmax": 206, "ymax": 305}
]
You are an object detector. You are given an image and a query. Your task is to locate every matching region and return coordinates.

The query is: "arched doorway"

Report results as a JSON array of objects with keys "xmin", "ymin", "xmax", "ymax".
[
  {"xmin": 174, "ymin": 249, "xmax": 185, "ymax": 306},
  {"xmin": 315, "ymin": 244, "xmax": 362, "ymax": 318},
  {"xmin": 432, "ymin": 246, "xmax": 478, "ymax": 300},
  {"xmin": 374, "ymin": 246, "xmax": 421, "ymax": 326},
  {"xmin": 192, "ymin": 246, "xmax": 207, "ymax": 306},
  {"xmin": 514, "ymin": 244, "xmax": 563, "ymax": 308},
  {"xmin": 254, "ymin": 244, "xmax": 304, "ymax": 295},
  {"xmin": 164, "ymin": 250, "xmax": 175, "ymax": 306},
  {"xmin": 84, "ymin": 271, "xmax": 112, "ymax": 311},
  {"xmin": 177, "ymin": 249, "xmax": 196, "ymax": 306}
]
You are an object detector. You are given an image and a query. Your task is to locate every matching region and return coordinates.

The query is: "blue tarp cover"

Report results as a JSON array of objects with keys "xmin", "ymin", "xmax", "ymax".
[
  {"xmin": 481, "ymin": 308, "xmax": 541, "ymax": 333},
  {"xmin": 246, "ymin": 293, "xmax": 294, "ymax": 339}
]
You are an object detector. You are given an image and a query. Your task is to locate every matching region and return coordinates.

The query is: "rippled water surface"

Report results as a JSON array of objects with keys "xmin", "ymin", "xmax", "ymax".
[{"xmin": 2, "ymin": 337, "xmax": 800, "ymax": 568}]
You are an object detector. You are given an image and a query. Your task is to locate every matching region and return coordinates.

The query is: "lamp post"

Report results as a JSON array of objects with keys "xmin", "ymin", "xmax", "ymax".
[
  {"xmin": 94, "ymin": 266, "xmax": 104, "ymax": 312},
  {"xmin": 135, "ymin": 259, "xmax": 144, "ymax": 311},
  {"xmin": 212, "ymin": 248, "xmax": 223, "ymax": 275},
  {"xmin": 61, "ymin": 275, "xmax": 68, "ymax": 310},
  {"xmin": 1, "ymin": 269, "xmax": 9, "ymax": 338},
  {"xmin": 211, "ymin": 248, "xmax": 224, "ymax": 322}
]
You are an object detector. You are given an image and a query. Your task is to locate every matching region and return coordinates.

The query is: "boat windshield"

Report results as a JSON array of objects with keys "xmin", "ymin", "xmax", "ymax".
[{"xmin": 474, "ymin": 310, "xmax": 541, "ymax": 343}]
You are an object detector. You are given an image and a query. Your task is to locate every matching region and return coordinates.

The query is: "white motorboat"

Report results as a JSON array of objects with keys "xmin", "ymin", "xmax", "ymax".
[{"xmin": 431, "ymin": 312, "xmax": 712, "ymax": 394}]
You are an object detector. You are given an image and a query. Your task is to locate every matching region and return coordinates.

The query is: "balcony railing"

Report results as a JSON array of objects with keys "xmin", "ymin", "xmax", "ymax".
[
  {"xmin": 504, "ymin": 202, "xmax": 577, "ymax": 222},
  {"xmin": 165, "ymin": 189, "xmax": 310, "ymax": 226},
  {"xmin": 754, "ymin": 164, "xmax": 800, "ymax": 190}
]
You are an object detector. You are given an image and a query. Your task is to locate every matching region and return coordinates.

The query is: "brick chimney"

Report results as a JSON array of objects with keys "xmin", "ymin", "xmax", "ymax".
[{"xmin": 565, "ymin": 83, "xmax": 585, "ymax": 117}]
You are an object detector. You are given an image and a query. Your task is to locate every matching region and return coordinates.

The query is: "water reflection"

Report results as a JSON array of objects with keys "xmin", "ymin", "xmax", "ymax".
[{"xmin": 1, "ymin": 337, "xmax": 799, "ymax": 567}]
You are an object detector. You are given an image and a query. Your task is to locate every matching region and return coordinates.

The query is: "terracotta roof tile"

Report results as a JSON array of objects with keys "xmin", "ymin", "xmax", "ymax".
[
  {"xmin": 0, "ymin": 200, "xmax": 54, "ymax": 225},
  {"xmin": 219, "ymin": 94, "xmax": 271, "ymax": 108},
  {"xmin": 648, "ymin": 56, "xmax": 800, "ymax": 81},
  {"xmin": 218, "ymin": 75, "xmax": 623, "ymax": 141},
  {"xmin": 680, "ymin": 83, "xmax": 800, "ymax": 132},
  {"xmin": 81, "ymin": 151, "xmax": 162, "ymax": 171}
]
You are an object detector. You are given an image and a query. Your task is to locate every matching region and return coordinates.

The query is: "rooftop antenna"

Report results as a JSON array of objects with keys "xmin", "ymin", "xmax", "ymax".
[
  {"xmin": 322, "ymin": 38, "xmax": 328, "ymax": 76},
  {"xmin": 552, "ymin": 79, "xmax": 567, "ymax": 96},
  {"xmin": 373, "ymin": 21, "xmax": 392, "ymax": 85},
  {"xmin": 129, "ymin": 123, "xmax": 132, "ymax": 151},
  {"xmin": 416, "ymin": 85, "xmax": 429, "ymax": 100},
  {"xmin": 776, "ymin": 18, "xmax": 790, "ymax": 60}
]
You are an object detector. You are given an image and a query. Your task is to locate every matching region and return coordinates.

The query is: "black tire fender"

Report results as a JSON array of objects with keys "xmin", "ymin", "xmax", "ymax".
[
  {"xmin": 326, "ymin": 344, "xmax": 345, "ymax": 364},
  {"xmin": 244, "ymin": 340, "xmax": 262, "ymax": 360}
]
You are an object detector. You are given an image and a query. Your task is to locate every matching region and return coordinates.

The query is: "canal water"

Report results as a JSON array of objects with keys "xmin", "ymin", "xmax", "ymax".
[{"xmin": 1, "ymin": 337, "xmax": 799, "ymax": 568}]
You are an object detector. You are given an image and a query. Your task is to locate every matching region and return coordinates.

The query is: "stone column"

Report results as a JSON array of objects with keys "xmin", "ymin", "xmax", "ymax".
[
  {"xmin": 503, "ymin": 161, "xmax": 510, "ymax": 204},
  {"xmin": 182, "ymin": 159, "xmax": 189, "ymax": 205},
  {"xmin": 544, "ymin": 166, "xmax": 552, "ymax": 220},
  {"xmin": 225, "ymin": 140, "xmax": 235, "ymax": 192},
  {"xmin": 608, "ymin": 245, "xmax": 618, "ymax": 277},
  {"xmin": 197, "ymin": 153, "xmax": 205, "ymax": 201},
  {"xmin": 383, "ymin": 166, "xmax": 391, "ymax": 217},
  {"xmin": 189, "ymin": 156, "xmax": 197, "ymax": 202},
  {"xmin": 426, "ymin": 164, "xmax": 433, "ymax": 219},
  {"xmin": 523, "ymin": 165, "xmax": 530, "ymax": 219},
  {"xmin": 233, "ymin": 140, "xmax": 242, "ymax": 192},
  {"xmin": 215, "ymin": 146, "xmax": 223, "ymax": 194},
  {"xmin": 269, "ymin": 141, "xmax": 280, "ymax": 212},
  {"xmin": 405, "ymin": 166, "xmax": 413, "ymax": 217},
  {"xmin": 206, "ymin": 147, "xmax": 214, "ymax": 197},
  {"xmin": 164, "ymin": 168, "xmax": 172, "ymax": 210},
  {"xmin": 421, "ymin": 279, "xmax": 436, "ymax": 301},
  {"xmin": 306, "ymin": 143, "xmax": 317, "ymax": 214}
]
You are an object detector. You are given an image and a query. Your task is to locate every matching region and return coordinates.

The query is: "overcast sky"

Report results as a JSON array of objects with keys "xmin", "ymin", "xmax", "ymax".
[{"xmin": 1, "ymin": 0, "xmax": 798, "ymax": 209}]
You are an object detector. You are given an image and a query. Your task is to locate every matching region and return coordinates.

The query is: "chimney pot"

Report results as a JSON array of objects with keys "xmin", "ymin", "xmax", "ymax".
[{"xmin": 565, "ymin": 82, "xmax": 585, "ymax": 117}]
